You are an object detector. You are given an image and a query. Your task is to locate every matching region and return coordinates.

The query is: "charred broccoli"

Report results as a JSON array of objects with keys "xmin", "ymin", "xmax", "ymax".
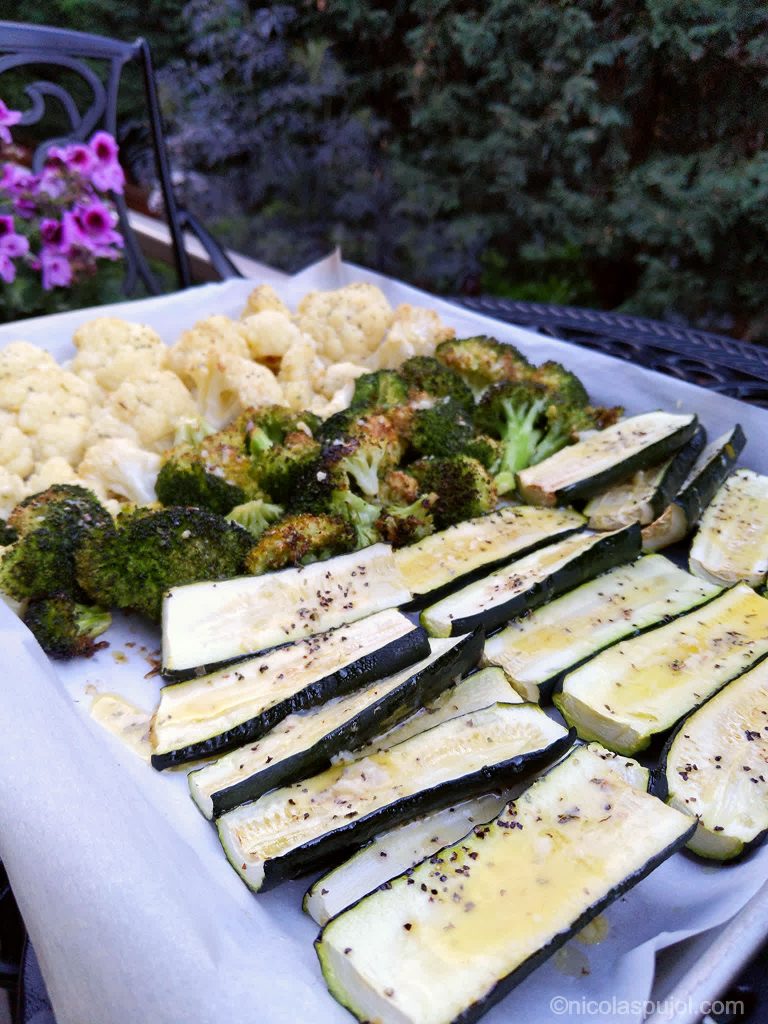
[
  {"xmin": 245, "ymin": 405, "xmax": 320, "ymax": 454},
  {"xmin": 375, "ymin": 494, "xmax": 437, "ymax": 547},
  {"xmin": 253, "ymin": 430, "xmax": 321, "ymax": 504},
  {"xmin": 350, "ymin": 370, "xmax": 409, "ymax": 412},
  {"xmin": 462, "ymin": 434, "xmax": 503, "ymax": 473},
  {"xmin": 226, "ymin": 499, "xmax": 285, "ymax": 539},
  {"xmin": 0, "ymin": 518, "xmax": 17, "ymax": 545},
  {"xmin": 328, "ymin": 488, "xmax": 381, "ymax": 548},
  {"xmin": 410, "ymin": 456, "xmax": 496, "ymax": 529},
  {"xmin": 23, "ymin": 593, "xmax": 111, "ymax": 659},
  {"xmin": 409, "ymin": 400, "xmax": 475, "ymax": 458},
  {"xmin": 0, "ymin": 485, "xmax": 113, "ymax": 602},
  {"xmin": 399, "ymin": 356, "xmax": 474, "ymax": 413},
  {"xmin": 529, "ymin": 361, "xmax": 589, "ymax": 406},
  {"xmin": 155, "ymin": 418, "xmax": 261, "ymax": 515},
  {"xmin": 244, "ymin": 513, "xmax": 355, "ymax": 574},
  {"xmin": 435, "ymin": 336, "xmax": 531, "ymax": 394},
  {"xmin": 75, "ymin": 506, "xmax": 251, "ymax": 620}
]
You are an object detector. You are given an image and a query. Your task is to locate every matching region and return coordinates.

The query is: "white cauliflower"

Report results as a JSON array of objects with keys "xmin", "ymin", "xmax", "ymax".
[
  {"xmin": 188, "ymin": 350, "xmax": 285, "ymax": 427},
  {"xmin": 0, "ymin": 465, "xmax": 26, "ymax": 518},
  {"xmin": 70, "ymin": 318, "xmax": 168, "ymax": 393},
  {"xmin": 0, "ymin": 423, "xmax": 34, "ymax": 478},
  {"xmin": 23, "ymin": 457, "xmax": 83, "ymax": 495},
  {"xmin": 0, "ymin": 341, "xmax": 57, "ymax": 381},
  {"xmin": 79, "ymin": 438, "xmax": 161, "ymax": 506},
  {"xmin": 278, "ymin": 333, "xmax": 324, "ymax": 411},
  {"xmin": 83, "ymin": 408, "xmax": 141, "ymax": 449},
  {"xmin": 239, "ymin": 311, "xmax": 303, "ymax": 365},
  {"xmin": 100, "ymin": 370, "xmax": 197, "ymax": 452},
  {"xmin": 373, "ymin": 304, "xmax": 455, "ymax": 369},
  {"xmin": 30, "ymin": 416, "xmax": 91, "ymax": 466},
  {"xmin": 241, "ymin": 283, "xmax": 291, "ymax": 318},
  {"xmin": 168, "ymin": 316, "xmax": 250, "ymax": 387},
  {"xmin": 6, "ymin": 368, "xmax": 93, "ymax": 467},
  {"xmin": 296, "ymin": 283, "xmax": 393, "ymax": 363},
  {"xmin": 313, "ymin": 361, "xmax": 369, "ymax": 400}
]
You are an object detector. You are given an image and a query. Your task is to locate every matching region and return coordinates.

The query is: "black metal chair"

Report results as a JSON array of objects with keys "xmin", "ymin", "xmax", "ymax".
[{"xmin": 0, "ymin": 20, "xmax": 242, "ymax": 297}]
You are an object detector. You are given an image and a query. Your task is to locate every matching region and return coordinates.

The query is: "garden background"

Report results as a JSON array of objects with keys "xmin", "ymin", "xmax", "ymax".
[{"xmin": 4, "ymin": 1, "xmax": 768, "ymax": 341}]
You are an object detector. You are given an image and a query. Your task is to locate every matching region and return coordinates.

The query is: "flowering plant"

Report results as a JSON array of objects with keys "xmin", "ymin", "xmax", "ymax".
[{"xmin": 0, "ymin": 100, "xmax": 126, "ymax": 320}]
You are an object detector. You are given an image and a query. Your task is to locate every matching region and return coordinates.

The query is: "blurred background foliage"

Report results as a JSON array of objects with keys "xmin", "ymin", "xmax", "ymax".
[{"xmin": 5, "ymin": 0, "xmax": 768, "ymax": 340}]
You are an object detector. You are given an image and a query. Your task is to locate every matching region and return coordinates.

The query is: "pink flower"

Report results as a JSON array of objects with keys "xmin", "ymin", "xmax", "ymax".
[
  {"xmin": 40, "ymin": 248, "xmax": 72, "ymax": 290},
  {"xmin": 63, "ymin": 143, "xmax": 95, "ymax": 175},
  {"xmin": 0, "ymin": 215, "xmax": 29, "ymax": 258},
  {"xmin": 75, "ymin": 199, "xmax": 121, "ymax": 245},
  {"xmin": 0, "ymin": 252, "xmax": 16, "ymax": 283},
  {"xmin": 0, "ymin": 101, "xmax": 21, "ymax": 146},
  {"xmin": 1, "ymin": 163, "xmax": 35, "ymax": 194},
  {"xmin": 88, "ymin": 130, "xmax": 125, "ymax": 195}
]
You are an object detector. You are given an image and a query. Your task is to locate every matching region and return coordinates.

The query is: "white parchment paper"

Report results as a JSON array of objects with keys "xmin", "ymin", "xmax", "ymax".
[{"xmin": 1, "ymin": 254, "xmax": 767, "ymax": 1024}]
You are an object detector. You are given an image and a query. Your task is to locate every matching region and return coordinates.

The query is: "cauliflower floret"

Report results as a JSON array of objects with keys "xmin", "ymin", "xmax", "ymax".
[
  {"xmin": 296, "ymin": 283, "xmax": 393, "ymax": 363},
  {"xmin": 30, "ymin": 416, "xmax": 91, "ymax": 466},
  {"xmin": 83, "ymin": 409, "xmax": 141, "ymax": 448},
  {"xmin": 278, "ymin": 334, "xmax": 325, "ymax": 411},
  {"xmin": 79, "ymin": 438, "xmax": 161, "ymax": 506},
  {"xmin": 188, "ymin": 350, "xmax": 285, "ymax": 428},
  {"xmin": 313, "ymin": 361, "xmax": 369, "ymax": 401},
  {"xmin": 100, "ymin": 371, "xmax": 197, "ymax": 452},
  {"xmin": 168, "ymin": 316, "xmax": 250, "ymax": 387},
  {"xmin": 0, "ymin": 423, "xmax": 34, "ymax": 478},
  {"xmin": 70, "ymin": 318, "xmax": 168, "ymax": 393},
  {"xmin": 241, "ymin": 283, "xmax": 291, "ymax": 318},
  {"xmin": 0, "ymin": 341, "xmax": 57, "ymax": 382},
  {"xmin": 5, "ymin": 368, "xmax": 93, "ymax": 466},
  {"xmin": 373, "ymin": 304, "xmax": 456, "ymax": 369},
  {"xmin": 239, "ymin": 311, "xmax": 303, "ymax": 367},
  {"xmin": 23, "ymin": 457, "xmax": 83, "ymax": 495},
  {"xmin": 0, "ymin": 465, "xmax": 26, "ymax": 518}
]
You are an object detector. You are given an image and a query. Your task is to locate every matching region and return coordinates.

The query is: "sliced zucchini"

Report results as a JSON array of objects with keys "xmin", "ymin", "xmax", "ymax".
[
  {"xmin": 394, "ymin": 505, "xmax": 585, "ymax": 602},
  {"xmin": 217, "ymin": 702, "xmax": 572, "ymax": 892},
  {"xmin": 189, "ymin": 631, "xmax": 483, "ymax": 818},
  {"xmin": 642, "ymin": 425, "xmax": 746, "ymax": 552},
  {"xmin": 151, "ymin": 609, "xmax": 429, "ymax": 770},
  {"xmin": 421, "ymin": 524, "xmax": 641, "ymax": 638},
  {"xmin": 584, "ymin": 426, "xmax": 706, "ymax": 530},
  {"xmin": 689, "ymin": 468, "xmax": 768, "ymax": 587},
  {"xmin": 304, "ymin": 791, "xmax": 509, "ymax": 926},
  {"xmin": 346, "ymin": 666, "xmax": 520, "ymax": 759},
  {"xmin": 315, "ymin": 743, "xmax": 694, "ymax": 1024},
  {"xmin": 517, "ymin": 411, "xmax": 698, "ymax": 507},
  {"xmin": 483, "ymin": 555, "xmax": 721, "ymax": 703},
  {"xmin": 161, "ymin": 543, "xmax": 411, "ymax": 676},
  {"xmin": 655, "ymin": 658, "xmax": 768, "ymax": 860},
  {"xmin": 554, "ymin": 583, "xmax": 768, "ymax": 755}
]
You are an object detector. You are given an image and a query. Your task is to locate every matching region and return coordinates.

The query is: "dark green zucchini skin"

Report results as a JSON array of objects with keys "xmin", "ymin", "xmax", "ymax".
[
  {"xmin": 151, "ymin": 624, "xmax": 431, "ymax": 770},
  {"xmin": 556, "ymin": 415, "xmax": 699, "ymax": 506},
  {"xmin": 252, "ymin": 723, "xmax": 575, "ymax": 891},
  {"xmin": 402, "ymin": 523, "xmax": 587, "ymax": 611},
  {"xmin": 441, "ymin": 523, "xmax": 642, "ymax": 637},
  {"xmin": 674, "ymin": 424, "xmax": 746, "ymax": 528},
  {"xmin": 207, "ymin": 627, "xmax": 485, "ymax": 816},
  {"xmin": 645, "ymin": 425, "xmax": 707, "ymax": 523},
  {"xmin": 446, "ymin": 816, "xmax": 695, "ymax": 1024}
]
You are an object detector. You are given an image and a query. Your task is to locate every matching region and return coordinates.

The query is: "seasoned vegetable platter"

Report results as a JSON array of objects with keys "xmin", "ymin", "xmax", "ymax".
[{"xmin": 2, "ymin": 260, "xmax": 768, "ymax": 1024}]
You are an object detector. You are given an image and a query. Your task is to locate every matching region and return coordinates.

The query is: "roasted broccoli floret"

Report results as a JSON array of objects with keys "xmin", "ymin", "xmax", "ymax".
[
  {"xmin": 245, "ymin": 405, "xmax": 320, "ymax": 454},
  {"xmin": 410, "ymin": 456, "xmax": 496, "ymax": 529},
  {"xmin": 0, "ymin": 485, "xmax": 113, "ymax": 602},
  {"xmin": 0, "ymin": 518, "xmax": 17, "ymax": 545},
  {"xmin": 350, "ymin": 370, "xmax": 409, "ymax": 412},
  {"xmin": 474, "ymin": 381, "xmax": 556, "ymax": 493},
  {"xmin": 375, "ymin": 494, "xmax": 437, "ymax": 547},
  {"xmin": 226, "ymin": 499, "xmax": 285, "ymax": 539},
  {"xmin": 75, "ymin": 506, "xmax": 251, "ymax": 620},
  {"xmin": 529, "ymin": 361, "xmax": 589, "ymax": 406},
  {"xmin": 462, "ymin": 434, "xmax": 503, "ymax": 473},
  {"xmin": 155, "ymin": 419, "xmax": 261, "ymax": 515},
  {"xmin": 23, "ymin": 593, "xmax": 111, "ymax": 659},
  {"xmin": 436, "ymin": 336, "xmax": 532, "ymax": 394},
  {"xmin": 328, "ymin": 489, "xmax": 381, "ymax": 548},
  {"xmin": 326, "ymin": 435, "xmax": 401, "ymax": 498},
  {"xmin": 409, "ymin": 400, "xmax": 475, "ymax": 458},
  {"xmin": 254, "ymin": 430, "xmax": 322, "ymax": 504},
  {"xmin": 399, "ymin": 356, "xmax": 474, "ymax": 413},
  {"xmin": 244, "ymin": 513, "xmax": 355, "ymax": 574}
]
